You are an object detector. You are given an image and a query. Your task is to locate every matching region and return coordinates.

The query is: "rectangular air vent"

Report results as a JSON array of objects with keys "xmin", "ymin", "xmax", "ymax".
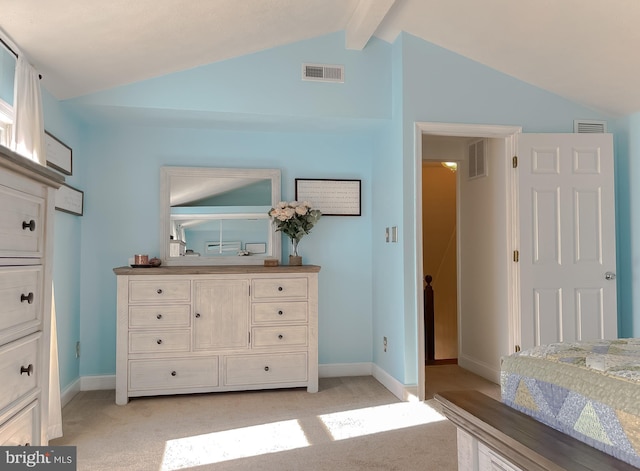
[
  {"xmin": 468, "ymin": 139, "xmax": 487, "ymax": 180},
  {"xmin": 574, "ymin": 120, "xmax": 607, "ymax": 133},
  {"xmin": 302, "ymin": 63, "xmax": 344, "ymax": 83}
]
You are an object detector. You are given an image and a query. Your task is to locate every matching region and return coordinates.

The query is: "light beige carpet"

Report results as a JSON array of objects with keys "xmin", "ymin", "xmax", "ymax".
[{"xmin": 51, "ymin": 376, "xmax": 458, "ymax": 470}]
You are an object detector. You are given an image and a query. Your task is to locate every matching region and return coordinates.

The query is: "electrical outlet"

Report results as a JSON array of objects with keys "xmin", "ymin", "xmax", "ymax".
[
  {"xmin": 383, "ymin": 336, "xmax": 388, "ymax": 352},
  {"xmin": 75, "ymin": 341, "xmax": 80, "ymax": 358}
]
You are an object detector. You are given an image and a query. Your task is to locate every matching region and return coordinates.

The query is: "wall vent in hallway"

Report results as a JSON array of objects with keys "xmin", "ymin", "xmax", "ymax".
[
  {"xmin": 302, "ymin": 63, "xmax": 344, "ymax": 83},
  {"xmin": 468, "ymin": 139, "xmax": 487, "ymax": 179},
  {"xmin": 574, "ymin": 120, "xmax": 607, "ymax": 133}
]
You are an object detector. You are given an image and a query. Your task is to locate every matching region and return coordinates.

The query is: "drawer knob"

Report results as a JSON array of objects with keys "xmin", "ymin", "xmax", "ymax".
[
  {"xmin": 264, "ymin": 366, "xmax": 270, "ymax": 372},
  {"xmin": 171, "ymin": 371, "xmax": 177, "ymax": 376},
  {"xmin": 278, "ymin": 334, "xmax": 284, "ymax": 340},
  {"xmin": 156, "ymin": 314, "xmax": 163, "ymax": 319},
  {"xmin": 20, "ymin": 364, "xmax": 33, "ymax": 376},
  {"xmin": 157, "ymin": 339, "xmax": 163, "ymax": 345},
  {"xmin": 278, "ymin": 286, "xmax": 283, "ymax": 291},
  {"xmin": 22, "ymin": 219, "xmax": 36, "ymax": 232},
  {"xmin": 278, "ymin": 310, "xmax": 283, "ymax": 315},
  {"xmin": 21, "ymin": 292, "xmax": 34, "ymax": 304},
  {"xmin": 157, "ymin": 289, "xmax": 163, "ymax": 294}
]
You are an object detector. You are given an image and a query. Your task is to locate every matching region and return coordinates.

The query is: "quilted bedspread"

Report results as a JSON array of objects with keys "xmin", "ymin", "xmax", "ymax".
[{"xmin": 501, "ymin": 338, "xmax": 640, "ymax": 467}]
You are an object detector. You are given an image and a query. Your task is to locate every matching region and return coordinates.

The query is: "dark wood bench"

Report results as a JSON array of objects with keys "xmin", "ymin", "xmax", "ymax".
[{"xmin": 434, "ymin": 390, "xmax": 638, "ymax": 471}]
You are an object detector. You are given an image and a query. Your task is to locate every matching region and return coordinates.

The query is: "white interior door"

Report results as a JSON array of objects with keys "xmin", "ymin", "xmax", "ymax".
[{"xmin": 518, "ymin": 133, "xmax": 617, "ymax": 350}]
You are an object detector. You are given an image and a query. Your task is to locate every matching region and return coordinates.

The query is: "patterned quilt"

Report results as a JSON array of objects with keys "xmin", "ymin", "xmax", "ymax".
[{"xmin": 501, "ymin": 339, "xmax": 640, "ymax": 468}]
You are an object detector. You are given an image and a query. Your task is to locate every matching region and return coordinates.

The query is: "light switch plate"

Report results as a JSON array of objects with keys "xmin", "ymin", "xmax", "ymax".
[
  {"xmin": 385, "ymin": 227, "xmax": 390, "ymax": 243},
  {"xmin": 391, "ymin": 226, "xmax": 398, "ymax": 243}
]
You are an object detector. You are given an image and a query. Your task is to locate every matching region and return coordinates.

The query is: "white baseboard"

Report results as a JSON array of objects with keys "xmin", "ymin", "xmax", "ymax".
[
  {"xmin": 80, "ymin": 374, "xmax": 116, "ymax": 391},
  {"xmin": 457, "ymin": 354, "xmax": 500, "ymax": 384},
  {"xmin": 319, "ymin": 362, "xmax": 372, "ymax": 378},
  {"xmin": 64, "ymin": 364, "xmax": 417, "ymax": 404},
  {"xmin": 60, "ymin": 378, "xmax": 81, "ymax": 407}
]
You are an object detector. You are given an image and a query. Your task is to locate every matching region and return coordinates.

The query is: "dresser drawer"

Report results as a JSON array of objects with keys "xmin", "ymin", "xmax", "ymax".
[
  {"xmin": 252, "ymin": 278, "xmax": 308, "ymax": 300},
  {"xmin": 225, "ymin": 353, "xmax": 307, "ymax": 386},
  {"xmin": 0, "ymin": 185, "xmax": 44, "ymax": 258},
  {"xmin": 129, "ymin": 330, "xmax": 190, "ymax": 354},
  {"xmin": 0, "ymin": 334, "xmax": 40, "ymax": 413},
  {"xmin": 252, "ymin": 302, "xmax": 307, "ymax": 324},
  {"xmin": 0, "ymin": 400, "xmax": 39, "ymax": 446},
  {"xmin": 252, "ymin": 326, "xmax": 308, "ymax": 348},
  {"xmin": 129, "ymin": 305, "xmax": 190, "ymax": 328},
  {"xmin": 129, "ymin": 280, "xmax": 191, "ymax": 303},
  {"xmin": 129, "ymin": 357, "xmax": 218, "ymax": 391},
  {"xmin": 0, "ymin": 267, "xmax": 41, "ymax": 337}
]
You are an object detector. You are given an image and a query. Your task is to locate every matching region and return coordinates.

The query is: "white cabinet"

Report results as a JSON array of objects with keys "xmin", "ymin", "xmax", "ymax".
[
  {"xmin": 114, "ymin": 266, "xmax": 320, "ymax": 405},
  {"xmin": 0, "ymin": 148, "xmax": 63, "ymax": 446}
]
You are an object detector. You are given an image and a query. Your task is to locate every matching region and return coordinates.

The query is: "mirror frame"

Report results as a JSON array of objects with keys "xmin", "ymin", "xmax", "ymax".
[{"xmin": 160, "ymin": 166, "xmax": 281, "ymax": 266}]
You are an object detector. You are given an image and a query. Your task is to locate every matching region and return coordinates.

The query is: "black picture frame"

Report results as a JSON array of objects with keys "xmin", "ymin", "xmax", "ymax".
[{"xmin": 295, "ymin": 178, "xmax": 361, "ymax": 216}]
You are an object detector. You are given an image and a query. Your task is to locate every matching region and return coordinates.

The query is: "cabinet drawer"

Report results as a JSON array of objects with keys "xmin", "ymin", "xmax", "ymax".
[
  {"xmin": 252, "ymin": 326, "xmax": 308, "ymax": 348},
  {"xmin": 0, "ymin": 267, "xmax": 41, "ymax": 337},
  {"xmin": 0, "ymin": 185, "xmax": 44, "ymax": 258},
  {"xmin": 129, "ymin": 357, "xmax": 218, "ymax": 391},
  {"xmin": 0, "ymin": 400, "xmax": 39, "ymax": 446},
  {"xmin": 252, "ymin": 302, "xmax": 307, "ymax": 324},
  {"xmin": 0, "ymin": 334, "xmax": 39, "ymax": 413},
  {"xmin": 129, "ymin": 280, "xmax": 190, "ymax": 303},
  {"xmin": 252, "ymin": 278, "xmax": 308, "ymax": 300},
  {"xmin": 225, "ymin": 353, "xmax": 307, "ymax": 386},
  {"xmin": 129, "ymin": 330, "xmax": 190, "ymax": 354},
  {"xmin": 129, "ymin": 305, "xmax": 190, "ymax": 328}
]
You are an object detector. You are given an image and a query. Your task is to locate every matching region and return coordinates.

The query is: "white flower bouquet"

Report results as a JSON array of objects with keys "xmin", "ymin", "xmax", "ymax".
[{"xmin": 268, "ymin": 201, "xmax": 322, "ymax": 256}]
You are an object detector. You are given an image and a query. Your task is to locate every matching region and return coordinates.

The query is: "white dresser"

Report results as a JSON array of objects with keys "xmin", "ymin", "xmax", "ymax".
[
  {"xmin": 113, "ymin": 265, "xmax": 320, "ymax": 405},
  {"xmin": 0, "ymin": 148, "xmax": 63, "ymax": 445}
]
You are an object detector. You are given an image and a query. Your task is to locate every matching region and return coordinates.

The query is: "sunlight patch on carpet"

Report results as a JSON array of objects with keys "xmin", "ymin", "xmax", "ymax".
[
  {"xmin": 160, "ymin": 419, "xmax": 309, "ymax": 470},
  {"xmin": 319, "ymin": 401, "xmax": 446, "ymax": 441}
]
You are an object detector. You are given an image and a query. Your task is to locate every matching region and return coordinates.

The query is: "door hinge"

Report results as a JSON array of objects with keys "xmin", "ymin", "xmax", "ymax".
[
  {"xmin": 512, "ymin": 155, "xmax": 518, "ymax": 168},
  {"xmin": 513, "ymin": 250, "xmax": 519, "ymax": 262},
  {"xmin": 515, "ymin": 345, "xmax": 521, "ymax": 353}
]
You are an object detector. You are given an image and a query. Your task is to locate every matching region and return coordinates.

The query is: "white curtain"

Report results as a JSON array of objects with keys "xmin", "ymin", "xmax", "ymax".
[
  {"xmin": 48, "ymin": 286, "xmax": 63, "ymax": 439},
  {"xmin": 12, "ymin": 55, "xmax": 45, "ymax": 165}
]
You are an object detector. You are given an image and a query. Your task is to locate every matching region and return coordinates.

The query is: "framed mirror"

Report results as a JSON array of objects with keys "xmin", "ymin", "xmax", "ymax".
[{"xmin": 160, "ymin": 166, "xmax": 281, "ymax": 265}]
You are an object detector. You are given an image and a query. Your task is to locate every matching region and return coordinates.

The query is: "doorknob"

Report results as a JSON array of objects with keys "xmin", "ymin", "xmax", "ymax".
[{"xmin": 605, "ymin": 272, "xmax": 616, "ymax": 280}]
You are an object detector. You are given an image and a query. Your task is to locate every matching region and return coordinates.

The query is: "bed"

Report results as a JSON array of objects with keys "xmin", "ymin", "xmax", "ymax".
[{"xmin": 500, "ymin": 338, "xmax": 640, "ymax": 468}]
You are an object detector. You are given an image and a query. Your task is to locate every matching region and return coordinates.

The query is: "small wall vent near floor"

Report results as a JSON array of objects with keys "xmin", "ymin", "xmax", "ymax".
[
  {"xmin": 302, "ymin": 63, "xmax": 344, "ymax": 83},
  {"xmin": 574, "ymin": 119, "xmax": 607, "ymax": 133},
  {"xmin": 468, "ymin": 139, "xmax": 487, "ymax": 179}
]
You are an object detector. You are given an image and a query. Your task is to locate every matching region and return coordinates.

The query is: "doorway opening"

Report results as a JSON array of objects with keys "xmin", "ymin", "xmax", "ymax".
[{"xmin": 414, "ymin": 122, "xmax": 522, "ymax": 402}]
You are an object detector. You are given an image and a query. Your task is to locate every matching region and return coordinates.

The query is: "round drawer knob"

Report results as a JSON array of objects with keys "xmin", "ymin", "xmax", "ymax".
[
  {"xmin": 264, "ymin": 366, "xmax": 270, "ymax": 372},
  {"xmin": 278, "ymin": 286, "xmax": 283, "ymax": 291},
  {"xmin": 156, "ymin": 314, "xmax": 163, "ymax": 320},
  {"xmin": 195, "ymin": 313, "xmax": 201, "ymax": 318},
  {"xmin": 157, "ymin": 289, "xmax": 163, "ymax": 294},
  {"xmin": 278, "ymin": 334, "xmax": 283, "ymax": 340},
  {"xmin": 157, "ymin": 339, "xmax": 163, "ymax": 345},
  {"xmin": 171, "ymin": 371, "xmax": 177, "ymax": 376},
  {"xmin": 20, "ymin": 292, "xmax": 34, "ymax": 304},
  {"xmin": 278, "ymin": 310, "xmax": 283, "ymax": 315},
  {"xmin": 22, "ymin": 220, "xmax": 36, "ymax": 231},
  {"xmin": 20, "ymin": 364, "xmax": 33, "ymax": 376}
]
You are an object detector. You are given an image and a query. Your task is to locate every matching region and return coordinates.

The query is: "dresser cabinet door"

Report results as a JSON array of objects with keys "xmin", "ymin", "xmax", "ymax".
[
  {"xmin": 0, "ymin": 400, "xmax": 39, "ymax": 446},
  {"xmin": 193, "ymin": 280, "xmax": 249, "ymax": 350}
]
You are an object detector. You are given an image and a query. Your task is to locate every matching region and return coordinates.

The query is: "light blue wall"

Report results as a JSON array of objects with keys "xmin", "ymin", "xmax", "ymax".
[{"xmin": 37, "ymin": 30, "xmax": 634, "ymax": 393}]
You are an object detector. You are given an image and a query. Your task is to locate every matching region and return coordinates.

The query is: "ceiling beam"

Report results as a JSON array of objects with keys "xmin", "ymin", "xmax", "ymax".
[{"xmin": 345, "ymin": 0, "xmax": 397, "ymax": 50}]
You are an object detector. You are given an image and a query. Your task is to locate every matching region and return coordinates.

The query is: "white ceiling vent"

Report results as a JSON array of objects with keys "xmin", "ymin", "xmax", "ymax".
[
  {"xmin": 302, "ymin": 63, "xmax": 344, "ymax": 83},
  {"xmin": 574, "ymin": 120, "xmax": 607, "ymax": 133}
]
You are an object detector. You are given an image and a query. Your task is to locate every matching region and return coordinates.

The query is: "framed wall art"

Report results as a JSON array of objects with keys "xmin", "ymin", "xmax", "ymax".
[
  {"xmin": 295, "ymin": 178, "xmax": 361, "ymax": 216},
  {"xmin": 55, "ymin": 183, "xmax": 84, "ymax": 216},
  {"xmin": 45, "ymin": 131, "xmax": 72, "ymax": 175}
]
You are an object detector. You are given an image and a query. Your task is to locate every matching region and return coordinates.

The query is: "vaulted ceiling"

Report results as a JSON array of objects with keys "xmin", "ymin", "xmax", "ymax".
[{"xmin": 1, "ymin": 0, "xmax": 638, "ymax": 116}]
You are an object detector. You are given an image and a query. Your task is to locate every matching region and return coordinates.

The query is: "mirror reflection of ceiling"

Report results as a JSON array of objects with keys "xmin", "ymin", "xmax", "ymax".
[{"xmin": 170, "ymin": 176, "xmax": 271, "ymax": 207}]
